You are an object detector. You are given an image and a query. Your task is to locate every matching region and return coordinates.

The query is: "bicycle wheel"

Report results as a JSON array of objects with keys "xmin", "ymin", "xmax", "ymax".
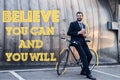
[
  {"xmin": 57, "ymin": 49, "xmax": 69, "ymax": 75},
  {"xmin": 89, "ymin": 49, "xmax": 98, "ymax": 71}
]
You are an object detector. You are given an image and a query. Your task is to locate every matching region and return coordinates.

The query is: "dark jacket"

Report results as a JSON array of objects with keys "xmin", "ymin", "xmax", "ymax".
[{"xmin": 67, "ymin": 21, "xmax": 86, "ymax": 45}]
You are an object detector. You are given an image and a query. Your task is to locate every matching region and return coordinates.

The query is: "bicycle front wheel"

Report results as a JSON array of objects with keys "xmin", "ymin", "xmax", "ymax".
[
  {"xmin": 57, "ymin": 49, "xmax": 69, "ymax": 75},
  {"xmin": 89, "ymin": 49, "xmax": 98, "ymax": 71}
]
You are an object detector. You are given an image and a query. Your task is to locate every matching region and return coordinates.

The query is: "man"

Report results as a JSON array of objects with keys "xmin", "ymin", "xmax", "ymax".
[{"xmin": 67, "ymin": 11, "xmax": 96, "ymax": 80}]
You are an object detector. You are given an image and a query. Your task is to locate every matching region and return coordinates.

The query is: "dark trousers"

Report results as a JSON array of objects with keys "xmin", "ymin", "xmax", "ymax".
[{"xmin": 72, "ymin": 43, "xmax": 92, "ymax": 75}]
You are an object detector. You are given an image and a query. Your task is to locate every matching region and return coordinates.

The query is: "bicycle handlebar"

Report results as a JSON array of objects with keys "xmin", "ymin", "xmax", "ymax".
[
  {"xmin": 61, "ymin": 37, "xmax": 70, "ymax": 42},
  {"xmin": 61, "ymin": 37, "xmax": 91, "ymax": 45}
]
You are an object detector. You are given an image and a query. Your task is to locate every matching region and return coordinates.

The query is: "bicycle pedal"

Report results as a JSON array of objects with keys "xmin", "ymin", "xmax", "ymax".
[
  {"xmin": 76, "ymin": 61, "xmax": 80, "ymax": 65},
  {"xmin": 76, "ymin": 61, "xmax": 82, "ymax": 66},
  {"xmin": 76, "ymin": 62, "xmax": 78, "ymax": 64}
]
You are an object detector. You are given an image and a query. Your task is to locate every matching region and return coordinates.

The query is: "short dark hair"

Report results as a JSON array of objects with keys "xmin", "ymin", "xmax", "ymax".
[{"xmin": 76, "ymin": 11, "xmax": 83, "ymax": 16}]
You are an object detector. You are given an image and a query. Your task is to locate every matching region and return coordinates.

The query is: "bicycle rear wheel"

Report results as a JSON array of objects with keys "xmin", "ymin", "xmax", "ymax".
[
  {"xmin": 89, "ymin": 49, "xmax": 97, "ymax": 71},
  {"xmin": 57, "ymin": 49, "xmax": 69, "ymax": 75}
]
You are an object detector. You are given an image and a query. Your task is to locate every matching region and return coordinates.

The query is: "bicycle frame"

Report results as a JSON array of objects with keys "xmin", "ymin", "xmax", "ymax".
[{"xmin": 68, "ymin": 45, "xmax": 80, "ymax": 64}]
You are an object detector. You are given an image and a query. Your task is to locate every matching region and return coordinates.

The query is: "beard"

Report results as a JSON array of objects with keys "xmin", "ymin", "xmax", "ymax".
[{"xmin": 77, "ymin": 18, "xmax": 82, "ymax": 21}]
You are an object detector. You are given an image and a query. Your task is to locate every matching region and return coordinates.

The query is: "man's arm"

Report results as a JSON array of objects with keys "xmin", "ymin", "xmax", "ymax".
[{"xmin": 67, "ymin": 23, "xmax": 79, "ymax": 36}]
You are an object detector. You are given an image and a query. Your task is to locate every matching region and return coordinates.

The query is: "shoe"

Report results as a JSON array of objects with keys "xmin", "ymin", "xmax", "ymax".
[
  {"xmin": 86, "ymin": 74, "xmax": 96, "ymax": 80},
  {"xmin": 80, "ymin": 71, "xmax": 86, "ymax": 75}
]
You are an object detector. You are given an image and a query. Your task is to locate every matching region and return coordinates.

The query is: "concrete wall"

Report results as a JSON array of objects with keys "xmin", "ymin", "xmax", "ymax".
[{"xmin": 0, "ymin": 0, "xmax": 119, "ymax": 66}]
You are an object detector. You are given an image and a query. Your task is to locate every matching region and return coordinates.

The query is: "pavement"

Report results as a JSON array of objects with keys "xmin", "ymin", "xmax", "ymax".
[{"xmin": 0, "ymin": 65, "xmax": 120, "ymax": 80}]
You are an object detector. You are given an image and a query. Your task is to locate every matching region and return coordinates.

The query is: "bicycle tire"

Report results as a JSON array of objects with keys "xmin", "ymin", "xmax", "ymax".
[
  {"xmin": 89, "ymin": 49, "xmax": 98, "ymax": 71},
  {"xmin": 57, "ymin": 49, "xmax": 69, "ymax": 75}
]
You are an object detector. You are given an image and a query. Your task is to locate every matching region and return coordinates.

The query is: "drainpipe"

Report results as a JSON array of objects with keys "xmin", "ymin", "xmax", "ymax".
[
  {"xmin": 118, "ymin": 0, "xmax": 120, "ymax": 63},
  {"xmin": 115, "ymin": 0, "xmax": 118, "ymax": 21}
]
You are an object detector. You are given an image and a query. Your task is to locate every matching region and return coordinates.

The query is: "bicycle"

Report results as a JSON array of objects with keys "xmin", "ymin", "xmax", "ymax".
[{"xmin": 56, "ymin": 37, "xmax": 99, "ymax": 75}]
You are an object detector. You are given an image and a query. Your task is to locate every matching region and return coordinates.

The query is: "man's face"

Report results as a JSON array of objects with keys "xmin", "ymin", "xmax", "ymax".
[{"xmin": 76, "ymin": 13, "xmax": 83, "ymax": 21}]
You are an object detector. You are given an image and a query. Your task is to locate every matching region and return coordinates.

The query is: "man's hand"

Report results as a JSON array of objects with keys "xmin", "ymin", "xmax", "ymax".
[
  {"xmin": 78, "ymin": 29, "xmax": 87, "ymax": 37},
  {"xmin": 78, "ymin": 29, "xmax": 85, "ymax": 35},
  {"xmin": 82, "ymin": 33, "xmax": 87, "ymax": 38}
]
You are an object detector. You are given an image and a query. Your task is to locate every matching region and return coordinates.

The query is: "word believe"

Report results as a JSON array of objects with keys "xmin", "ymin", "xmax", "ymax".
[{"xmin": 3, "ymin": 10, "xmax": 59, "ymax": 22}]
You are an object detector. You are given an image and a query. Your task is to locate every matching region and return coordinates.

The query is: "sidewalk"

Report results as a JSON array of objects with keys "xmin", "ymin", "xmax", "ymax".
[{"xmin": 0, "ymin": 65, "xmax": 120, "ymax": 80}]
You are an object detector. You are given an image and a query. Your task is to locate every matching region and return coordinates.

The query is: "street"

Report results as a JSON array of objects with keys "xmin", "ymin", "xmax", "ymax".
[{"xmin": 0, "ymin": 65, "xmax": 120, "ymax": 80}]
